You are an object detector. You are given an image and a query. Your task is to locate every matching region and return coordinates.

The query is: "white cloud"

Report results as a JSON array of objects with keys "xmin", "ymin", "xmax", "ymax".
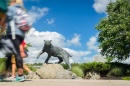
[
  {"xmin": 28, "ymin": 6, "xmax": 49, "ymax": 24},
  {"xmin": 122, "ymin": 58, "xmax": 130, "ymax": 64},
  {"xmin": 0, "ymin": 53, "xmax": 4, "ymax": 58},
  {"xmin": 86, "ymin": 36, "xmax": 100, "ymax": 53},
  {"xmin": 46, "ymin": 18, "xmax": 55, "ymax": 25},
  {"xmin": 67, "ymin": 34, "xmax": 81, "ymax": 47},
  {"xmin": 93, "ymin": 0, "xmax": 116, "ymax": 13},
  {"xmin": 63, "ymin": 48, "xmax": 91, "ymax": 63},
  {"xmin": 25, "ymin": 28, "xmax": 66, "ymax": 48}
]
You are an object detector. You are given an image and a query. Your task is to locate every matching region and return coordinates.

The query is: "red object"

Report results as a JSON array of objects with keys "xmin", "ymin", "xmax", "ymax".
[{"xmin": 21, "ymin": 40, "xmax": 26, "ymax": 47}]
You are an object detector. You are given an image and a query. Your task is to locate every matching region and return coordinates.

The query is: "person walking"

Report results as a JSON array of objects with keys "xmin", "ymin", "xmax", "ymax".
[
  {"xmin": 0, "ymin": 0, "xmax": 32, "ymax": 82},
  {"xmin": 7, "ymin": 40, "xmax": 34, "ymax": 79}
]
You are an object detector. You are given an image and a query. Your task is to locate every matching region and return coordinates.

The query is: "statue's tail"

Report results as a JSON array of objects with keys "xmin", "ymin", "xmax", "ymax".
[
  {"xmin": 64, "ymin": 49, "xmax": 72, "ymax": 57},
  {"xmin": 37, "ymin": 50, "xmax": 43, "ymax": 59},
  {"xmin": 69, "ymin": 54, "xmax": 72, "ymax": 57},
  {"xmin": 66, "ymin": 51, "xmax": 72, "ymax": 57}
]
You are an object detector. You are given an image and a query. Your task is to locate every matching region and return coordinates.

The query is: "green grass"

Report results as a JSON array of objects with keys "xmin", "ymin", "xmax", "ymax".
[
  {"xmin": 122, "ymin": 77, "xmax": 130, "ymax": 80},
  {"xmin": 71, "ymin": 66, "xmax": 84, "ymax": 78}
]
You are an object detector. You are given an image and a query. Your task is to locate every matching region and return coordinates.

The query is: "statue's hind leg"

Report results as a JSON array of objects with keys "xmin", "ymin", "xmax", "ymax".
[
  {"xmin": 63, "ymin": 57, "xmax": 71, "ymax": 70},
  {"xmin": 55, "ymin": 57, "xmax": 63, "ymax": 64}
]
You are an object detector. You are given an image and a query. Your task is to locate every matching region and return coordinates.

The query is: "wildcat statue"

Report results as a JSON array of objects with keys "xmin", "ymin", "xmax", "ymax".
[{"xmin": 37, "ymin": 40, "xmax": 72, "ymax": 70}]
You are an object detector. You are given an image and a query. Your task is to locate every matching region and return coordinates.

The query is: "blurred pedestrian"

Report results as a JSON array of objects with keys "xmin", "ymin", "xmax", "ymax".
[{"xmin": 1, "ymin": 0, "xmax": 32, "ymax": 82}]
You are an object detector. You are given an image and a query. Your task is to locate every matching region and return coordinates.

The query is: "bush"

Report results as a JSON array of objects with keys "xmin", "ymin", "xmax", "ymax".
[
  {"xmin": 61, "ymin": 63, "xmax": 69, "ymax": 69},
  {"xmin": 28, "ymin": 65, "xmax": 37, "ymax": 72},
  {"xmin": 71, "ymin": 66, "xmax": 84, "ymax": 78},
  {"xmin": 23, "ymin": 64, "xmax": 37, "ymax": 75},
  {"xmin": 61, "ymin": 63, "xmax": 80, "ymax": 70},
  {"xmin": 126, "ymin": 68, "xmax": 130, "ymax": 75},
  {"xmin": 80, "ymin": 62, "xmax": 111, "ymax": 75},
  {"xmin": 61, "ymin": 62, "xmax": 130, "ymax": 77},
  {"xmin": 109, "ymin": 62, "xmax": 130, "ymax": 76},
  {"xmin": 0, "ymin": 58, "xmax": 6, "ymax": 73},
  {"xmin": 122, "ymin": 77, "xmax": 130, "ymax": 80},
  {"xmin": 107, "ymin": 67, "xmax": 124, "ymax": 77}
]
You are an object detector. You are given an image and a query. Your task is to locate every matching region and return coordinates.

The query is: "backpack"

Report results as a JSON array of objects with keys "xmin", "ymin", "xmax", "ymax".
[{"xmin": 14, "ymin": 7, "xmax": 32, "ymax": 32}]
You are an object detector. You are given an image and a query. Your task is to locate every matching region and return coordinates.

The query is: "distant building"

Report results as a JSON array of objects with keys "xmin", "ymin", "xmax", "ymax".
[{"xmin": 94, "ymin": 55, "xmax": 106, "ymax": 62}]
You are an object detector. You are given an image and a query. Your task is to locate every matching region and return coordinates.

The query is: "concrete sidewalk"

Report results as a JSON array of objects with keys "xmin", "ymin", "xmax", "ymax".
[{"xmin": 0, "ymin": 79, "xmax": 130, "ymax": 86}]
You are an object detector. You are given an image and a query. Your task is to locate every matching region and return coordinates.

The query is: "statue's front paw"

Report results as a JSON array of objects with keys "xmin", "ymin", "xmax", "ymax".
[
  {"xmin": 55, "ymin": 62, "xmax": 61, "ymax": 64},
  {"xmin": 44, "ymin": 62, "xmax": 49, "ymax": 64}
]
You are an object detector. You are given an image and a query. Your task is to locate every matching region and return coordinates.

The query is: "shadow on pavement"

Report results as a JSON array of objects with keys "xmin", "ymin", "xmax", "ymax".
[{"xmin": 0, "ymin": 79, "xmax": 32, "ymax": 82}]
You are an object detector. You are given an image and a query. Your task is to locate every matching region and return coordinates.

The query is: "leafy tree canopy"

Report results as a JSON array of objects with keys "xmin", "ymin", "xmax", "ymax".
[{"xmin": 96, "ymin": 0, "xmax": 130, "ymax": 61}]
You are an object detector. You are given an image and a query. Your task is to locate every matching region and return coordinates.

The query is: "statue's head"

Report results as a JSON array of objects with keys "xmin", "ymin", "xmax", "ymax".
[{"xmin": 44, "ymin": 40, "xmax": 52, "ymax": 46}]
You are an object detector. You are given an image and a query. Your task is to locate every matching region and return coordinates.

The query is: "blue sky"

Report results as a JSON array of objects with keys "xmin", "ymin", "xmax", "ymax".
[
  {"xmin": 24, "ymin": 0, "xmax": 105, "ymax": 50},
  {"xmin": 2, "ymin": 0, "xmax": 127, "ymax": 63}
]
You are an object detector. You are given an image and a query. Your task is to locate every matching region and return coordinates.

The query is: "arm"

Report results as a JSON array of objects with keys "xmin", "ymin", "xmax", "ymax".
[{"xmin": 20, "ymin": 43, "xmax": 26, "ymax": 58}]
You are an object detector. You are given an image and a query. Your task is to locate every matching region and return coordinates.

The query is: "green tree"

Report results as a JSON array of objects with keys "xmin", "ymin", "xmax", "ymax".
[{"xmin": 96, "ymin": 0, "xmax": 130, "ymax": 61}]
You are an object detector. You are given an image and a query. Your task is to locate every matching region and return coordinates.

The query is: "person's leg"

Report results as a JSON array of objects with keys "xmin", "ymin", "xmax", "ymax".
[
  {"xmin": 10, "ymin": 55, "xmax": 16, "ymax": 77},
  {"xmin": 8, "ymin": 35, "xmax": 24, "ymax": 76},
  {"xmin": 23, "ymin": 64, "xmax": 34, "ymax": 79},
  {"xmin": 10, "ymin": 63, "xmax": 16, "ymax": 77},
  {"xmin": 23, "ymin": 64, "xmax": 31, "ymax": 73},
  {"xmin": 5, "ymin": 55, "xmax": 12, "ymax": 71}
]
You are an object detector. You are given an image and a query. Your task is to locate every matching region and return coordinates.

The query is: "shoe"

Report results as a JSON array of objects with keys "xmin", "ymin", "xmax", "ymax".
[
  {"xmin": 0, "ymin": 76, "xmax": 3, "ymax": 81},
  {"xmin": 6, "ymin": 76, "xmax": 16, "ymax": 80},
  {"xmin": 26, "ymin": 71, "xmax": 34, "ymax": 79},
  {"xmin": 12, "ymin": 75, "xmax": 25, "ymax": 82}
]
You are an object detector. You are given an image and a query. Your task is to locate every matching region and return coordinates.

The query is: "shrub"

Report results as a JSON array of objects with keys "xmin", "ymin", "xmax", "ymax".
[
  {"xmin": 0, "ymin": 58, "xmax": 6, "ymax": 73},
  {"xmin": 24, "ymin": 64, "xmax": 37, "ymax": 75},
  {"xmin": 28, "ymin": 65, "xmax": 37, "ymax": 72},
  {"xmin": 61, "ymin": 63, "xmax": 80, "ymax": 70},
  {"xmin": 126, "ymin": 68, "xmax": 130, "ymax": 75},
  {"xmin": 80, "ymin": 62, "xmax": 111, "ymax": 75},
  {"xmin": 61, "ymin": 62, "xmax": 129, "ymax": 77},
  {"xmin": 107, "ymin": 67, "xmax": 124, "ymax": 77},
  {"xmin": 71, "ymin": 66, "xmax": 84, "ymax": 78},
  {"xmin": 122, "ymin": 77, "xmax": 130, "ymax": 80},
  {"xmin": 61, "ymin": 63, "xmax": 69, "ymax": 69},
  {"xmin": 109, "ymin": 62, "xmax": 130, "ymax": 76}
]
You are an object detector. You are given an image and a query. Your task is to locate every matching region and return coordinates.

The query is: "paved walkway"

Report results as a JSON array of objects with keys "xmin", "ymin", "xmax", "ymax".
[{"xmin": 0, "ymin": 79, "xmax": 130, "ymax": 86}]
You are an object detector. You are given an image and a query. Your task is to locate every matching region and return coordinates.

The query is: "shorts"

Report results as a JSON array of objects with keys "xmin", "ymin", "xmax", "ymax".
[
  {"xmin": 11, "ymin": 55, "xmax": 26, "ymax": 64},
  {"xmin": 11, "ymin": 55, "xmax": 16, "ymax": 64}
]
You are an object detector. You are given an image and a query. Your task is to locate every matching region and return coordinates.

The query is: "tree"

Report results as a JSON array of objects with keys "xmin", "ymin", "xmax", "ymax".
[{"xmin": 96, "ymin": 0, "xmax": 130, "ymax": 61}]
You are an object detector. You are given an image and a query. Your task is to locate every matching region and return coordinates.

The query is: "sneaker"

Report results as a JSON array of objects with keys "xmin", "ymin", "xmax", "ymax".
[
  {"xmin": 12, "ymin": 75, "xmax": 25, "ymax": 82},
  {"xmin": 0, "ymin": 76, "xmax": 3, "ymax": 81},
  {"xmin": 26, "ymin": 72, "xmax": 34, "ymax": 79},
  {"xmin": 6, "ymin": 76, "xmax": 16, "ymax": 80}
]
